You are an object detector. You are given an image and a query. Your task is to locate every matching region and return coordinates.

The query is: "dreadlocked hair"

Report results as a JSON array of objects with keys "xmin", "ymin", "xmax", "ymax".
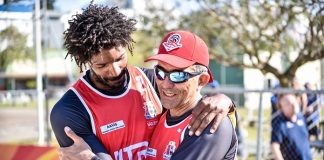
[{"xmin": 63, "ymin": 3, "xmax": 137, "ymax": 71}]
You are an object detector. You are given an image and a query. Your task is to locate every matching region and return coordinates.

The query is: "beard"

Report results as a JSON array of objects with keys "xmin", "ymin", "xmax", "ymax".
[{"xmin": 91, "ymin": 68, "xmax": 127, "ymax": 90}]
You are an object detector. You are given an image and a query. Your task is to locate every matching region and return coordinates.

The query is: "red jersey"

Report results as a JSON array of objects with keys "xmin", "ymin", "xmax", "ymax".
[
  {"xmin": 71, "ymin": 66, "xmax": 162, "ymax": 160},
  {"xmin": 147, "ymin": 112, "xmax": 192, "ymax": 160}
]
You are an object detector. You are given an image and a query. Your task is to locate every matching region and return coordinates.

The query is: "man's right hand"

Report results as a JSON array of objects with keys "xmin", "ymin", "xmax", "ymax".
[{"xmin": 58, "ymin": 126, "xmax": 96, "ymax": 160}]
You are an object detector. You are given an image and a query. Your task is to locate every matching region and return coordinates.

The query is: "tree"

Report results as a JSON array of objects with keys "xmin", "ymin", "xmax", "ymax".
[
  {"xmin": 194, "ymin": 0, "xmax": 324, "ymax": 86},
  {"xmin": 131, "ymin": 0, "xmax": 181, "ymax": 66},
  {"xmin": 140, "ymin": 0, "xmax": 324, "ymax": 87},
  {"xmin": 128, "ymin": 31, "xmax": 159, "ymax": 67},
  {"xmin": 0, "ymin": 26, "xmax": 34, "ymax": 70}
]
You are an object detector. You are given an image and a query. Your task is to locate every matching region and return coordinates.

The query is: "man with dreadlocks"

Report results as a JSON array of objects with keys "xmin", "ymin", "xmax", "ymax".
[{"xmin": 50, "ymin": 2, "xmax": 236, "ymax": 160}]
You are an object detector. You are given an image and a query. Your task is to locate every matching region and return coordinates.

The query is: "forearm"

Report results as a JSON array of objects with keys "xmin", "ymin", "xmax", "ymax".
[
  {"xmin": 271, "ymin": 143, "xmax": 284, "ymax": 160},
  {"xmin": 59, "ymin": 148, "xmax": 111, "ymax": 160},
  {"xmin": 57, "ymin": 126, "xmax": 110, "ymax": 160},
  {"xmin": 96, "ymin": 153, "xmax": 113, "ymax": 160}
]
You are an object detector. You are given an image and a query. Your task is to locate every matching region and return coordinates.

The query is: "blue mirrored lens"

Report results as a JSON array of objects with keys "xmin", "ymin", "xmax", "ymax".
[
  {"xmin": 155, "ymin": 65, "xmax": 200, "ymax": 83},
  {"xmin": 169, "ymin": 72, "xmax": 188, "ymax": 82},
  {"xmin": 157, "ymin": 69, "xmax": 165, "ymax": 80}
]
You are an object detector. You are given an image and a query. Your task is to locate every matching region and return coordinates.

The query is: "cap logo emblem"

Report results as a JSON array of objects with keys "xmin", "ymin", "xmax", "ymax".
[{"xmin": 162, "ymin": 33, "xmax": 182, "ymax": 52}]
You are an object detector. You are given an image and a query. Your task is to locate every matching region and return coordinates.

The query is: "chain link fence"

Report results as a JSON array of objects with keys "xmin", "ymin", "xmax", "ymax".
[
  {"xmin": 202, "ymin": 87, "xmax": 324, "ymax": 160},
  {"xmin": 0, "ymin": 88, "xmax": 66, "ymax": 145},
  {"xmin": 1, "ymin": 87, "xmax": 324, "ymax": 159}
]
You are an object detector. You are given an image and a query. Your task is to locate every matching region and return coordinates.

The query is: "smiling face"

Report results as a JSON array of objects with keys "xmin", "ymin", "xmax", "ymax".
[
  {"xmin": 155, "ymin": 61, "xmax": 210, "ymax": 117},
  {"xmin": 89, "ymin": 46, "xmax": 128, "ymax": 90}
]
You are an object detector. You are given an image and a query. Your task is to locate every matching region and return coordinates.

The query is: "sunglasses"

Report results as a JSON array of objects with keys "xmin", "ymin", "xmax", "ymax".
[{"xmin": 154, "ymin": 65, "xmax": 203, "ymax": 83}]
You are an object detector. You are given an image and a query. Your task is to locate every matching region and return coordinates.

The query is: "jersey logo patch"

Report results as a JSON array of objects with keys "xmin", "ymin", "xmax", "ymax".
[
  {"xmin": 163, "ymin": 141, "xmax": 176, "ymax": 160},
  {"xmin": 144, "ymin": 101, "xmax": 157, "ymax": 119},
  {"xmin": 100, "ymin": 120, "xmax": 125, "ymax": 134},
  {"xmin": 162, "ymin": 33, "xmax": 182, "ymax": 52},
  {"xmin": 286, "ymin": 121, "xmax": 294, "ymax": 128}
]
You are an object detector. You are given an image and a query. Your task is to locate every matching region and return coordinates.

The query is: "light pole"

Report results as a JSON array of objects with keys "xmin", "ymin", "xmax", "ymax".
[{"xmin": 35, "ymin": 0, "xmax": 45, "ymax": 145}]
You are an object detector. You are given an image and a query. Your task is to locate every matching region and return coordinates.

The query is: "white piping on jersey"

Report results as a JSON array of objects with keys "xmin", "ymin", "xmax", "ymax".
[
  {"xmin": 70, "ymin": 87, "xmax": 97, "ymax": 135},
  {"xmin": 135, "ymin": 67, "xmax": 163, "ymax": 111},
  {"xmin": 180, "ymin": 125, "xmax": 189, "ymax": 143},
  {"xmin": 163, "ymin": 115, "xmax": 191, "ymax": 128},
  {"xmin": 79, "ymin": 76, "xmax": 131, "ymax": 99}
]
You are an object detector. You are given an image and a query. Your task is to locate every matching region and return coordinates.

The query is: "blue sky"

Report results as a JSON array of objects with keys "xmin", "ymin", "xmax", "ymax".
[
  {"xmin": 54, "ymin": 0, "xmax": 199, "ymax": 13},
  {"xmin": 0, "ymin": 0, "xmax": 200, "ymax": 16},
  {"xmin": 54, "ymin": 0, "xmax": 111, "ymax": 12}
]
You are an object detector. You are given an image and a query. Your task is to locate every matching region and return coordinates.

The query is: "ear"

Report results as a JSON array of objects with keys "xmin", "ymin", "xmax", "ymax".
[{"xmin": 198, "ymin": 73, "xmax": 210, "ymax": 88}]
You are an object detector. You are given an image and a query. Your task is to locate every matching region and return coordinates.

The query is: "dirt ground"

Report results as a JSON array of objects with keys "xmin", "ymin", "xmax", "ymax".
[{"xmin": 0, "ymin": 108, "xmax": 39, "ymax": 143}]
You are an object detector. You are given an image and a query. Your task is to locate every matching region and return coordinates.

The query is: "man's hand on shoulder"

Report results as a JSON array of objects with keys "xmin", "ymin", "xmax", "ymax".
[
  {"xmin": 189, "ymin": 93, "xmax": 234, "ymax": 136},
  {"xmin": 58, "ymin": 126, "xmax": 98, "ymax": 160}
]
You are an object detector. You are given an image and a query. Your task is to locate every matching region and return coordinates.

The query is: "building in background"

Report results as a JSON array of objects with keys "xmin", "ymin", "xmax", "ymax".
[
  {"xmin": 0, "ymin": 0, "xmax": 322, "ymax": 100},
  {"xmin": 0, "ymin": 0, "xmax": 74, "ymax": 91}
]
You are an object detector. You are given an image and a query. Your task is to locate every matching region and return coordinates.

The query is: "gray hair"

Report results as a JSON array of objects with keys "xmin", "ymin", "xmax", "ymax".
[{"xmin": 192, "ymin": 64, "xmax": 208, "ymax": 73}]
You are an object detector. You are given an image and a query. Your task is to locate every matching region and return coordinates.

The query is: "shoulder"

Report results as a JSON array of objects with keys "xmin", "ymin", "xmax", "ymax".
[
  {"xmin": 51, "ymin": 90, "xmax": 84, "ymax": 116},
  {"xmin": 202, "ymin": 116, "xmax": 234, "ymax": 142},
  {"xmin": 181, "ymin": 116, "xmax": 234, "ymax": 141},
  {"xmin": 140, "ymin": 67, "xmax": 155, "ymax": 79},
  {"xmin": 172, "ymin": 116, "xmax": 237, "ymax": 160},
  {"xmin": 50, "ymin": 89, "xmax": 95, "ymax": 147},
  {"xmin": 129, "ymin": 67, "xmax": 155, "ymax": 84},
  {"xmin": 140, "ymin": 67, "xmax": 159, "ymax": 94},
  {"xmin": 50, "ymin": 89, "xmax": 90, "ymax": 131},
  {"xmin": 272, "ymin": 113, "xmax": 285, "ymax": 125}
]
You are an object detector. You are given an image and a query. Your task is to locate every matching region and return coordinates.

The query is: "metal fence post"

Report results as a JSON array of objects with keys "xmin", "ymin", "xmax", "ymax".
[
  {"xmin": 256, "ymin": 91, "xmax": 264, "ymax": 160},
  {"xmin": 35, "ymin": 0, "xmax": 45, "ymax": 145}
]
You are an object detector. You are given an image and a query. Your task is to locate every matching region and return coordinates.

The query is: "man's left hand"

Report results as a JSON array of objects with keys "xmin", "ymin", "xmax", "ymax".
[
  {"xmin": 58, "ymin": 126, "xmax": 95, "ymax": 160},
  {"xmin": 189, "ymin": 93, "xmax": 233, "ymax": 136}
]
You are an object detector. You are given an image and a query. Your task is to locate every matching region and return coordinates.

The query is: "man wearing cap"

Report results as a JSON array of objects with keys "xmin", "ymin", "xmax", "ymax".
[{"xmin": 146, "ymin": 30, "xmax": 237, "ymax": 160}]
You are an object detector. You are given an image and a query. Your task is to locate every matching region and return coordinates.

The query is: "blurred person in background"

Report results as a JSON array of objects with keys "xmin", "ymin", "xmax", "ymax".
[
  {"xmin": 270, "ymin": 83, "xmax": 281, "ymax": 115},
  {"xmin": 290, "ymin": 78, "xmax": 308, "ymax": 114},
  {"xmin": 271, "ymin": 93, "xmax": 312, "ymax": 160},
  {"xmin": 208, "ymin": 80, "xmax": 220, "ymax": 89},
  {"xmin": 304, "ymin": 82, "xmax": 320, "ymax": 140},
  {"xmin": 205, "ymin": 80, "xmax": 220, "ymax": 97}
]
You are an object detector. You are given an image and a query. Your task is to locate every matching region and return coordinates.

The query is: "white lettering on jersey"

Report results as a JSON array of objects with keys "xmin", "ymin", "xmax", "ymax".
[
  {"xmin": 147, "ymin": 121, "xmax": 158, "ymax": 127},
  {"xmin": 146, "ymin": 147, "xmax": 157, "ymax": 157},
  {"xmin": 114, "ymin": 150, "xmax": 123, "ymax": 160},
  {"xmin": 114, "ymin": 141, "xmax": 149, "ymax": 160},
  {"xmin": 100, "ymin": 120, "xmax": 125, "ymax": 134}
]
